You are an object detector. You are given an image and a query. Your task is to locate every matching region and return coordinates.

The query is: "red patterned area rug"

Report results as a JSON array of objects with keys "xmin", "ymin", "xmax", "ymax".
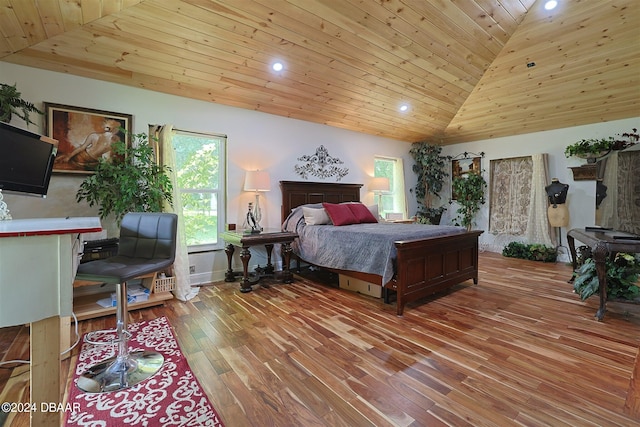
[{"xmin": 64, "ymin": 316, "xmax": 224, "ymax": 427}]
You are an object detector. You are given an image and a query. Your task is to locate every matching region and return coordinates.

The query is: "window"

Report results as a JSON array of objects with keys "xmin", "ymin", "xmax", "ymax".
[
  {"xmin": 374, "ymin": 156, "xmax": 407, "ymax": 219},
  {"xmin": 171, "ymin": 130, "xmax": 227, "ymax": 251}
]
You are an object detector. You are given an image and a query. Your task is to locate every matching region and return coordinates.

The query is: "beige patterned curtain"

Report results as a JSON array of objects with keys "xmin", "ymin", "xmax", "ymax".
[
  {"xmin": 617, "ymin": 151, "xmax": 640, "ymax": 234},
  {"xmin": 597, "ymin": 152, "xmax": 618, "ymax": 230},
  {"xmin": 149, "ymin": 124, "xmax": 198, "ymax": 302},
  {"xmin": 489, "ymin": 156, "xmax": 532, "ymax": 235},
  {"xmin": 489, "ymin": 154, "xmax": 553, "ymax": 246}
]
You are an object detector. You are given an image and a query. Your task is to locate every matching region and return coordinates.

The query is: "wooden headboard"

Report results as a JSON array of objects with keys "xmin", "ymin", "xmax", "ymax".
[{"xmin": 280, "ymin": 181, "xmax": 363, "ymax": 223}]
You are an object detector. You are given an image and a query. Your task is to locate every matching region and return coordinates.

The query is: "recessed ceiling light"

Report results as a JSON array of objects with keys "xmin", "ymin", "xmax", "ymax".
[
  {"xmin": 272, "ymin": 62, "xmax": 284, "ymax": 72},
  {"xmin": 399, "ymin": 104, "xmax": 409, "ymax": 112},
  {"xmin": 544, "ymin": 1, "xmax": 558, "ymax": 10}
]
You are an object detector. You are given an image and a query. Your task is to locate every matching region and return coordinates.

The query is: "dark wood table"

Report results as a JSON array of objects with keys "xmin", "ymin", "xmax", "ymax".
[
  {"xmin": 567, "ymin": 228, "xmax": 640, "ymax": 321},
  {"xmin": 222, "ymin": 229, "xmax": 298, "ymax": 293}
]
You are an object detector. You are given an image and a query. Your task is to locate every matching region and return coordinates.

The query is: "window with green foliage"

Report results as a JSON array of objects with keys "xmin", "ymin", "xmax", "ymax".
[
  {"xmin": 171, "ymin": 131, "xmax": 226, "ymax": 251},
  {"xmin": 374, "ymin": 156, "xmax": 407, "ymax": 219}
]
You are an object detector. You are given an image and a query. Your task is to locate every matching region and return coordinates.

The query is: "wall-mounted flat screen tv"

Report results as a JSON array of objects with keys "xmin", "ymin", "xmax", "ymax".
[{"xmin": 0, "ymin": 121, "xmax": 58, "ymax": 197}]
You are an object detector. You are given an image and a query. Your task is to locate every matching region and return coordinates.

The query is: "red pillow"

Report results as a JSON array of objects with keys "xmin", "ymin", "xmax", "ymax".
[
  {"xmin": 322, "ymin": 203, "xmax": 358, "ymax": 226},
  {"xmin": 346, "ymin": 202, "xmax": 378, "ymax": 223}
]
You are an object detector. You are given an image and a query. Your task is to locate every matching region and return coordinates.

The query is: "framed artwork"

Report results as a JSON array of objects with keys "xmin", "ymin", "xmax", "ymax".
[
  {"xmin": 45, "ymin": 103, "xmax": 133, "ymax": 174},
  {"xmin": 451, "ymin": 156, "xmax": 481, "ymax": 200}
]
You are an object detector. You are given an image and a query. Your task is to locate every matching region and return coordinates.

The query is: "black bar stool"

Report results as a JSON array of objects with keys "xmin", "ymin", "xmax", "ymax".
[{"xmin": 74, "ymin": 212, "xmax": 178, "ymax": 393}]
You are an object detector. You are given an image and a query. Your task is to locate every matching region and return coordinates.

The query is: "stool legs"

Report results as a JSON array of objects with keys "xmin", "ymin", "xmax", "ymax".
[{"xmin": 77, "ymin": 282, "xmax": 165, "ymax": 393}]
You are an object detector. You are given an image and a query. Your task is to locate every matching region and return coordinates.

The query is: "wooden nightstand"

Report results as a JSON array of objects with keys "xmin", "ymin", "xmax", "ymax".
[{"xmin": 222, "ymin": 229, "xmax": 298, "ymax": 293}]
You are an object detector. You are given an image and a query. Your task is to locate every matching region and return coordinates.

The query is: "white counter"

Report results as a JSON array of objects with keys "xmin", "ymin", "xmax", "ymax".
[
  {"xmin": 0, "ymin": 216, "xmax": 101, "ymax": 427},
  {"xmin": 0, "ymin": 217, "xmax": 101, "ymax": 326}
]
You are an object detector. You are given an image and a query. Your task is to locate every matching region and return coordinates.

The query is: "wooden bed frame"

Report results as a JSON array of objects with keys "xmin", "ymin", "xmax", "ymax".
[{"xmin": 280, "ymin": 180, "xmax": 482, "ymax": 315}]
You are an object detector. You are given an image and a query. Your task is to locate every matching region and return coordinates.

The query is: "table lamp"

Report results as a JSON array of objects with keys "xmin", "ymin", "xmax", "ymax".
[
  {"xmin": 244, "ymin": 170, "xmax": 271, "ymax": 232},
  {"xmin": 370, "ymin": 177, "xmax": 390, "ymax": 218}
]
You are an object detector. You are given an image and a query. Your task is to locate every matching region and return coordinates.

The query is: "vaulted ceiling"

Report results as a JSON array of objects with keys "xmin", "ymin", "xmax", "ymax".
[{"xmin": 1, "ymin": 0, "xmax": 638, "ymax": 144}]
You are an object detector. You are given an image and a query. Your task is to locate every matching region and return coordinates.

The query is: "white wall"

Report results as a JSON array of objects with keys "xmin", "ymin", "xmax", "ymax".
[
  {"xmin": 438, "ymin": 117, "xmax": 639, "ymax": 260},
  {"xmin": 3, "ymin": 63, "xmax": 637, "ymax": 275},
  {"xmin": 1, "ymin": 63, "xmax": 412, "ymax": 282}
]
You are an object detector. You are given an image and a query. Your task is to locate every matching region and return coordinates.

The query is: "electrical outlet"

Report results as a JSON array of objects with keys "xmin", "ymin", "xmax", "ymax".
[{"xmin": 189, "ymin": 265, "xmax": 196, "ymax": 274}]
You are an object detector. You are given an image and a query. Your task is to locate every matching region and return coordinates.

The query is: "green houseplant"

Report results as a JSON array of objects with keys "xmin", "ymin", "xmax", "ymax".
[
  {"xmin": 452, "ymin": 172, "xmax": 487, "ymax": 231},
  {"xmin": 564, "ymin": 138, "xmax": 614, "ymax": 163},
  {"xmin": 502, "ymin": 241, "xmax": 557, "ymax": 262},
  {"xmin": 564, "ymin": 128, "xmax": 638, "ymax": 163},
  {"xmin": 0, "ymin": 82, "xmax": 43, "ymax": 126},
  {"xmin": 76, "ymin": 130, "xmax": 173, "ymax": 224},
  {"xmin": 409, "ymin": 142, "xmax": 451, "ymax": 224},
  {"xmin": 573, "ymin": 252, "xmax": 640, "ymax": 301}
]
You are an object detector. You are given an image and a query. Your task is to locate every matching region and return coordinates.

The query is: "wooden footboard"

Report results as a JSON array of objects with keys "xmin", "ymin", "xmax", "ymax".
[
  {"xmin": 280, "ymin": 180, "xmax": 484, "ymax": 316},
  {"xmin": 293, "ymin": 230, "xmax": 483, "ymax": 316},
  {"xmin": 390, "ymin": 230, "xmax": 483, "ymax": 316}
]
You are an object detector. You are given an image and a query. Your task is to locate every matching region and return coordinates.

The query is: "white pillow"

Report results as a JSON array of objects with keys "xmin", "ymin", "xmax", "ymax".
[
  {"xmin": 339, "ymin": 202, "xmax": 379, "ymax": 219},
  {"xmin": 368, "ymin": 204, "xmax": 379, "ymax": 219},
  {"xmin": 302, "ymin": 206, "xmax": 332, "ymax": 225}
]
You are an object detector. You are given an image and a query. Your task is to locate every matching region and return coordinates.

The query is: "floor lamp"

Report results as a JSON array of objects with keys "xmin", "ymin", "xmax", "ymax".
[
  {"xmin": 370, "ymin": 177, "xmax": 390, "ymax": 219},
  {"xmin": 244, "ymin": 170, "xmax": 271, "ymax": 232}
]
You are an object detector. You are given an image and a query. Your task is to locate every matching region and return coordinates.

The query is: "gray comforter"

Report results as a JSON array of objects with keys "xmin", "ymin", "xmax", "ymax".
[{"xmin": 282, "ymin": 204, "xmax": 466, "ymax": 285}]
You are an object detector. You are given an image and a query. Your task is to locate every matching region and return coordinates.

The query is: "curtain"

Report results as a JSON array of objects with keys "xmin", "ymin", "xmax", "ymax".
[
  {"xmin": 525, "ymin": 153, "xmax": 554, "ymax": 247},
  {"xmin": 149, "ymin": 124, "xmax": 198, "ymax": 301},
  {"xmin": 489, "ymin": 154, "xmax": 553, "ymax": 247},
  {"xmin": 393, "ymin": 158, "xmax": 408, "ymax": 219},
  {"xmin": 489, "ymin": 156, "xmax": 532, "ymax": 235},
  {"xmin": 598, "ymin": 151, "xmax": 640, "ymax": 235},
  {"xmin": 598, "ymin": 152, "xmax": 618, "ymax": 230},
  {"xmin": 617, "ymin": 151, "xmax": 640, "ymax": 235}
]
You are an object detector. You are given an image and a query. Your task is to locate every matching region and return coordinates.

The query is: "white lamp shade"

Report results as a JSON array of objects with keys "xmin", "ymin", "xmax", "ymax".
[
  {"xmin": 370, "ymin": 177, "xmax": 390, "ymax": 192},
  {"xmin": 244, "ymin": 170, "xmax": 271, "ymax": 192}
]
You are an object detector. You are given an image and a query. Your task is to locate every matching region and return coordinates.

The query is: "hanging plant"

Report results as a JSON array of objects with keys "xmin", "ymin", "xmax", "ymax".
[
  {"xmin": 0, "ymin": 82, "xmax": 43, "ymax": 126},
  {"xmin": 451, "ymin": 172, "xmax": 487, "ymax": 231}
]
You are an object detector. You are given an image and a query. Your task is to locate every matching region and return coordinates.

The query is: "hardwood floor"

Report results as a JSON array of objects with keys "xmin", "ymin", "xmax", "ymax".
[{"xmin": 1, "ymin": 252, "xmax": 639, "ymax": 426}]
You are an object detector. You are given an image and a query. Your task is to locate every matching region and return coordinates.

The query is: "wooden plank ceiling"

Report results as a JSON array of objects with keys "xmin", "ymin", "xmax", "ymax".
[{"xmin": 0, "ymin": 0, "xmax": 638, "ymax": 144}]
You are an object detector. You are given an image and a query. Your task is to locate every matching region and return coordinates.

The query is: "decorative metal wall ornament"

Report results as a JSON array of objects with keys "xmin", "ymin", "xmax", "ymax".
[
  {"xmin": 294, "ymin": 145, "xmax": 349, "ymax": 181},
  {"xmin": 451, "ymin": 151, "xmax": 485, "ymax": 161}
]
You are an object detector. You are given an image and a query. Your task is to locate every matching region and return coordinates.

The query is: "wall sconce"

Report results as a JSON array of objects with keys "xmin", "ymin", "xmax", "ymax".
[
  {"xmin": 244, "ymin": 170, "xmax": 271, "ymax": 233},
  {"xmin": 370, "ymin": 176, "xmax": 390, "ymax": 217}
]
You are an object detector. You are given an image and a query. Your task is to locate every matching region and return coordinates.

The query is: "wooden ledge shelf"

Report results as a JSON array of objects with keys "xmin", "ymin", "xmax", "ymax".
[{"xmin": 569, "ymin": 164, "xmax": 597, "ymax": 181}]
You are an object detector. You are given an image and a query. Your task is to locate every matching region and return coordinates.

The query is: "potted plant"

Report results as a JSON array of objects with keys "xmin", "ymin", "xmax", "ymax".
[
  {"xmin": 76, "ymin": 130, "xmax": 173, "ymax": 224},
  {"xmin": 409, "ymin": 142, "xmax": 451, "ymax": 224},
  {"xmin": 564, "ymin": 128, "xmax": 638, "ymax": 163},
  {"xmin": 502, "ymin": 241, "xmax": 557, "ymax": 262},
  {"xmin": 0, "ymin": 82, "xmax": 43, "ymax": 126},
  {"xmin": 452, "ymin": 172, "xmax": 487, "ymax": 231},
  {"xmin": 573, "ymin": 252, "xmax": 640, "ymax": 302},
  {"xmin": 564, "ymin": 138, "xmax": 614, "ymax": 163}
]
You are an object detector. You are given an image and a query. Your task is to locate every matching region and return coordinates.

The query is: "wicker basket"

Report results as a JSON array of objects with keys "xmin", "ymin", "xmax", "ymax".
[{"xmin": 154, "ymin": 276, "xmax": 176, "ymax": 293}]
